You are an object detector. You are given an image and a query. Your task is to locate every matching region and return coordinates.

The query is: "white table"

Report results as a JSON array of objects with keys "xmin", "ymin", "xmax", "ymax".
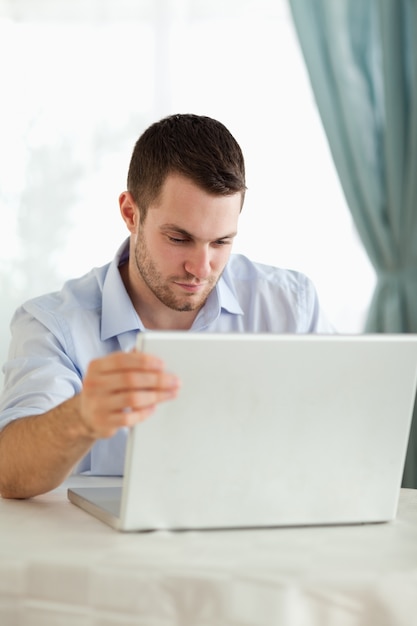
[{"xmin": 1, "ymin": 477, "xmax": 417, "ymax": 625}]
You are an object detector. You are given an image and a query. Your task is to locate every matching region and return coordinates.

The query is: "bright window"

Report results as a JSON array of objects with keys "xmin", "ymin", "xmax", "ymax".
[{"xmin": 0, "ymin": 0, "xmax": 376, "ymax": 375}]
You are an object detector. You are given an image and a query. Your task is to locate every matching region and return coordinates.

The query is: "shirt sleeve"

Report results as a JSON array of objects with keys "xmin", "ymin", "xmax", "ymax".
[{"xmin": 0, "ymin": 305, "xmax": 83, "ymax": 430}]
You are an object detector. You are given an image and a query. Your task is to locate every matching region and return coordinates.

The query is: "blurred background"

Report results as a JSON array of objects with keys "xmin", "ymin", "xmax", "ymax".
[{"xmin": 0, "ymin": 0, "xmax": 376, "ymax": 377}]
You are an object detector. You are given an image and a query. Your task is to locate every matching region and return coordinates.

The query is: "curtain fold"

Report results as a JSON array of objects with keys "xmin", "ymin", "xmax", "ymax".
[{"xmin": 288, "ymin": 0, "xmax": 417, "ymax": 486}]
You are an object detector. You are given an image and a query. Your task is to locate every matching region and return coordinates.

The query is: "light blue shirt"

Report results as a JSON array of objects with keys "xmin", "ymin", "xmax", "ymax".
[{"xmin": 0, "ymin": 239, "xmax": 333, "ymax": 475}]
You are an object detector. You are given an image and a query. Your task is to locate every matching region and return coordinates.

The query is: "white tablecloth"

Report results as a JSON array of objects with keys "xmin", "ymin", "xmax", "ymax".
[{"xmin": 1, "ymin": 478, "xmax": 417, "ymax": 625}]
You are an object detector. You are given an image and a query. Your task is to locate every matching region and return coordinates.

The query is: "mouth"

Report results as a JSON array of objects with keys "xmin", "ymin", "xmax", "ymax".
[{"xmin": 174, "ymin": 281, "xmax": 207, "ymax": 293}]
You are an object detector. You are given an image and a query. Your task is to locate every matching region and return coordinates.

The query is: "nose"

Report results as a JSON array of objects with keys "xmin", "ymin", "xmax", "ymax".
[{"xmin": 184, "ymin": 246, "xmax": 211, "ymax": 279}]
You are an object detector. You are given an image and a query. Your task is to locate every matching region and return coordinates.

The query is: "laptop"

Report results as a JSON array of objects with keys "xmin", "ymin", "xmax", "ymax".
[{"xmin": 68, "ymin": 332, "xmax": 417, "ymax": 531}]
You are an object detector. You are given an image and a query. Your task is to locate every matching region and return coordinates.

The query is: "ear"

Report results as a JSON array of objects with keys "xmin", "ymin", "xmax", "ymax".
[{"xmin": 119, "ymin": 191, "xmax": 140, "ymax": 233}]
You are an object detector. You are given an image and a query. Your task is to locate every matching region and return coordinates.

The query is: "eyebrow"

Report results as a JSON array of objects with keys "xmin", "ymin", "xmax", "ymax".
[{"xmin": 160, "ymin": 224, "xmax": 237, "ymax": 241}]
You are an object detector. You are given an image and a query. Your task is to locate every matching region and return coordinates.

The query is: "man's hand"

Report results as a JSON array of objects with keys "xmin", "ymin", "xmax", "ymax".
[
  {"xmin": 0, "ymin": 350, "xmax": 180, "ymax": 498},
  {"xmin": 78, "ymin": 351, "xmax": 181, "ymax": 439}
]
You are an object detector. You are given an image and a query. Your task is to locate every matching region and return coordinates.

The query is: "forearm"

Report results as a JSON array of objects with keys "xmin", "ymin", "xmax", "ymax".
[
  {"xmin": 0, "ymin": 351, "xmax": 180, "ymax": 499},
  {"xmin": 0, "ymin": 395, "xmax": 95, "ymax": 499}
]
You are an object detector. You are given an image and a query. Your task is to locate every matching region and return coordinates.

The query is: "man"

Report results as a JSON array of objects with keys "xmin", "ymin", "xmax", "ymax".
[{"xmin": 0, "ymin": 114, "xmax": 333, "ymax": 499}]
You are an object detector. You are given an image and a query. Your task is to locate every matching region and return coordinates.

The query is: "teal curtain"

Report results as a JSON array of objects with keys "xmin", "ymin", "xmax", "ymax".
[{"xmin": 288, "ymin": 0, "xmax": 417, "ymax": 487}]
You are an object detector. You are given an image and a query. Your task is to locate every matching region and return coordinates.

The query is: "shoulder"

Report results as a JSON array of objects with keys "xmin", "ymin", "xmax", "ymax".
[
  {"xmin": 23, "ymin": 263, "xmax": 109, "ymax": 318},
  {"xmin": 6, "ymin": 263, "xmax": 112, "ymax": 376},
  {"xmin": 12, "ymin": 263, "xmax": 110, "ymax": 344},
  {"xmin": 222, "ymin": 254, "xmax": 333, "ymax": 333},
  {"xmin": 224, "ymin": 254, "xmax": 312, "ymax": 292}
]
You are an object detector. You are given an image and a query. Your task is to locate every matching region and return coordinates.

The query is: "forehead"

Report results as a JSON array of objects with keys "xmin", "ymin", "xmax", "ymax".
[{"xmin": 147, "ymin": 173, "xmax": 242, "ymax": 238}]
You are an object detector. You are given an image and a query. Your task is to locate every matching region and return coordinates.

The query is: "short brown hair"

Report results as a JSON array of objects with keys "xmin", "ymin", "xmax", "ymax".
[{"xmin": 127, "ymin": 114, "xmax": 246, "ymax": 218}]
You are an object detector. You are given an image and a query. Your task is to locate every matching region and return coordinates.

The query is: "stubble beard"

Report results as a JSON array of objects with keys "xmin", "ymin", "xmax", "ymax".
[{"xmin": 134, "ymin": 238, "xmax": 217, "ymax": 313}]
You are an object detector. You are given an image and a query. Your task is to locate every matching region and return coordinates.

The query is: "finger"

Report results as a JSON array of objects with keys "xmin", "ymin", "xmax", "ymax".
[
  {"xmin": 84, "ymin": 370, "xmax": 181, "ymax": 397},
  {"xmin": 113, "ymin": 370, "xmax": 180, "ymax": 392},
  {"xmin": 122, "ymin": 406, "xmax": 157, "ymax": 427},
  {"xmin": 127, "ymin": 406, "xmax": 158, "ymax": 425},
  {"xmin": 88, "ymin": 386, "xmax": 178, "ymax": 434},
  {"xmin": 82, "ymin": 405, "xmax": 157, "ymax": 438},
  {"xmin": 87, "ymin": 351, "xmax": 164, "ymax": 376},
  {"xmin": 95, "ymin": 387, "xmax": 180, "ymax": 415}
]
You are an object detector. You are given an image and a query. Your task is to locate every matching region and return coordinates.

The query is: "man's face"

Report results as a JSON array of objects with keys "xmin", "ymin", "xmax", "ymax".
[{"xmin": 130, "ymin": 173, "xmax": 242, "ymax": 315}]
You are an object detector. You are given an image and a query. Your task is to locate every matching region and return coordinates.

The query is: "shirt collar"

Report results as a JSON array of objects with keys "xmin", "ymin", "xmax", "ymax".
[
  {"xmin": 101, "ymin": 239, "xmax": 143, "ymax": 342},
  {"xmin": 218, "ymin": 275, "xmax": 244, "ymax": 315},
  {"xmin": 189, "ymin": 270, "xmax": 244, "ymax": 330},
  {"xmin": 101, "ymin": 239, "xmax": 244, "ymax": 339}
]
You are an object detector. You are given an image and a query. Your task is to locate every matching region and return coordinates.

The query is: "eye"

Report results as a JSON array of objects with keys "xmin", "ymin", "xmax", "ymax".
[
  {"xmin": 167, "ymin": 235, "xmax": 189, "ymax": 244},
  {"xmin": 213, "ymin": 239, "xmax": 232, "ymax": 247}
]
